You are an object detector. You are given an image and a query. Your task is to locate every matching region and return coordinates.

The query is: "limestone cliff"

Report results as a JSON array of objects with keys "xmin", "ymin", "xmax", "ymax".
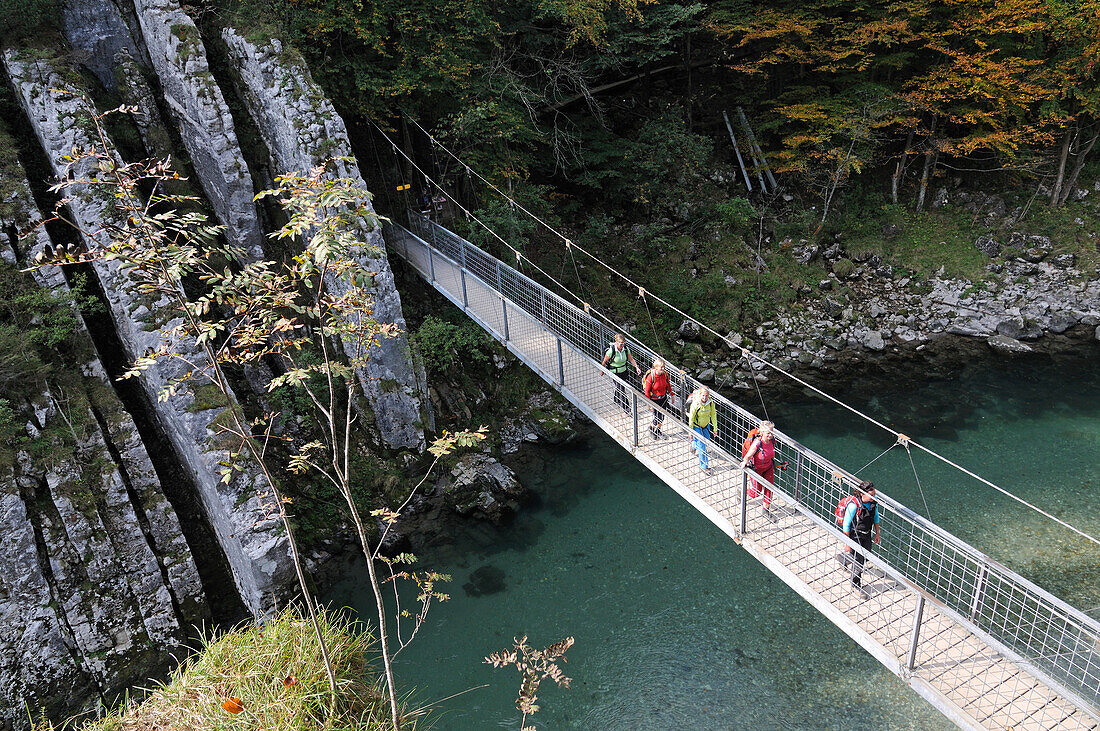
[
  {"xmin": 1, "ymin": 5, "xmax": 436, "ymax": 725},
  {"xmin": 3, "ymin": 49, "xmax": 296, "ymax": 617},
  {"xmin": 0, "ymin": 133, "xmax": 206, "ymax": 727},
  {"xmin": 222, "ymin": 29, "xmax": 432, "ymax": 451}
]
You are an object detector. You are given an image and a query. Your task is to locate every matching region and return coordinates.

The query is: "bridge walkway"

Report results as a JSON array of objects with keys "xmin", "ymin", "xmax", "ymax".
[{"xmin": 384, "ymin": 217, "xmax": 1100, "ymax": 730}]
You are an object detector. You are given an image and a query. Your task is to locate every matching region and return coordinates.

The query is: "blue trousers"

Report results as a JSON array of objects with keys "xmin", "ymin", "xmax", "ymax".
[{"xmin": 692, "ymin": 425, "xmax": 712, "ymax": 469}]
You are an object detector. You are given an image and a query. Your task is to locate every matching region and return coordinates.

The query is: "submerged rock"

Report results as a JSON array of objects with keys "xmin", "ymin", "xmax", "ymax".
[
  {"xmin": 463, "ymin": 565, "xmax": 507, "ymax": 597},
  {"xmin": 987, "ymin": 334, "xmax": 1033, "ymax": 354}
]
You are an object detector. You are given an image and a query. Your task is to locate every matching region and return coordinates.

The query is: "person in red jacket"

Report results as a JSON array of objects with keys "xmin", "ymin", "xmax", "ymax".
[
  {"xmin": 741, "ymin": 420, "xmax": 778, "ymax": 521},
  {"xmin": 643, "ymin": 358, "xmax": 674, "ymax": 440}
]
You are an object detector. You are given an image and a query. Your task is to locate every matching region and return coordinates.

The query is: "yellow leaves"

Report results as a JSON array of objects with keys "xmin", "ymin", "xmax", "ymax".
[{"xmin": 541, "ymin": 0, "xmax": 656, "ymax": 47}]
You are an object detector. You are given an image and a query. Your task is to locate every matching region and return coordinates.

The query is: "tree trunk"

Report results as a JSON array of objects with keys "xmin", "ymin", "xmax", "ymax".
[
  {"xmin": 892, "ymin": 130, "xmax": 915, "ymax": 205},
  {"xmin": 1058, "ymin": 129, "xmax": 1099, "ymax": 206},
  {"xmin": 365, "ymin": 531, "xmax": 402, "ymax": 730},
  {"xmin": 685, "ymin": 35, "xmax": 693, "ymax": 132},
  {"xmin": 915, "ymin": 147, "xmax": 934, "ymax": 213},
  {"xmin": 1050, "ymin": 129, "xmax": 1074, "ymax": 207}
]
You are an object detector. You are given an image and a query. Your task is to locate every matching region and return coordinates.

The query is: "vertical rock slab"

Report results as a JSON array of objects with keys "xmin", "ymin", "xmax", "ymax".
[
  {"xmin": 60, "ymin": 0, "xmax": 142, "ymax": 91},
  {"xmin": 222, "ymin": 30, "xmax": 431, "ymax": 451},
  {"xmin": 3, "ymin": 49, "xmax": 295, "ymax": 617},
  {"xmin": 0, "ymin": 129, "xmax": 204, "ymax": 728},
  {"xmin": 59, "ymin": 0, "xmax": 175, "ymax": 159},
  {"xmin": 0, "ymin": 473, "xmax": 99, "ymax": 726},
  {"xmin": 127, "ymin": 0, "xmax": 264, "ymax": 259}
]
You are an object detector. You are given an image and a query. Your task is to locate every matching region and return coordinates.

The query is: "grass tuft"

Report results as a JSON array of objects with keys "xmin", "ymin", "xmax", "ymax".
[{"xmin": 46, "ymin": 606, "xmax": 395, "ymax": 731}]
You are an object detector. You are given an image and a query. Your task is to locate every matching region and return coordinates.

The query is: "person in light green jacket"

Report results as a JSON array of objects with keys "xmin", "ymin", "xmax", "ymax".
[
  {"xmin": 688, "ymin": 387, "xmax": 717, "ymax": 472},
  {"xmin": 602, "ymin": 333, "xmax": 640, "ymax": 414}
]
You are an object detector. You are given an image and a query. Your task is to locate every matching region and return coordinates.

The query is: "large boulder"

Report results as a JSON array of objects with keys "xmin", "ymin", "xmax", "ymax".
[
  {"xmin": 974, "ymin": 235, "xmax": 1002, "ymax": 258},
  {"xmin": 860, "ymin": 330, "xmax": 886, "ymax": 351},
  {"xmin": 995, "ymin": 317, "xmax": 1042, "ymax": 340},
  {"xmin": 678, "ymin": 319, "xmax": 701, "ymax": 340},
  {"xmin": 442, "ymin": 454, "xmax": 532, "ymax": 524}
]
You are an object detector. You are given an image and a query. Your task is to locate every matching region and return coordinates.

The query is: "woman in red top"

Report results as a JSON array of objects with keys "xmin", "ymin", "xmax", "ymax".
[
  {"xmin": 741, "ymin": 420, "xmax": 777, "ymax": 520},
  {"xmin": 643, "ymin": 358, "xmax": 673, "ymax": 440}
]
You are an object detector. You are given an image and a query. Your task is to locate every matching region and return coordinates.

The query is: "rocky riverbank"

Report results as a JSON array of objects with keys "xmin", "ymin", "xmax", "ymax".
[{"xmin": 672, "ymin": 224, "xmax": 1100, "ymax": 395}]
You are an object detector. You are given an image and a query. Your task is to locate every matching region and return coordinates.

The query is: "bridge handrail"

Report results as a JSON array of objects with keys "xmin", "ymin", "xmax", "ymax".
[{"xmin": 389, "ymin": 214, "xmax": 1100, "ymax": 715}]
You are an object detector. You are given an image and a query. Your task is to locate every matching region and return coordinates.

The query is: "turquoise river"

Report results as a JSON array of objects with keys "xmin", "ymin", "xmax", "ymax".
[{"xmin": 326, "ymin": 346, "xmax": 1100, "ymax": 730}]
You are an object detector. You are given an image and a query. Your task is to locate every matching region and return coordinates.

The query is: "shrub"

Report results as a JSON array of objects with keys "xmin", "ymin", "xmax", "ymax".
[
  {"xmin": 414, "ymin": 315, "xmax": 492, "ymax": 375},
  {"xmin": 715, "ymin": 197, "xmax": 757, "ymax": 230}
]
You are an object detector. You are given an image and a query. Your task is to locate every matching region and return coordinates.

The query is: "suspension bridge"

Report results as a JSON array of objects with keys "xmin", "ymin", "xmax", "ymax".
[{"xmin": 381, "ymin": 210, "xmax": 1100, "ymax": 730}]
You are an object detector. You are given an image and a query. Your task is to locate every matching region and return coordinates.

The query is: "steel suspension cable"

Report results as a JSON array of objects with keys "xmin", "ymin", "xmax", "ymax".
[
  {"xmin": 903, "ymin": 439, "xmax": 933, "ymax": 519},
  {"xmin": 853, "ymin": 444, "xmax": 896, "ymax": 476},
  {"xmin": 389, "ymin": 117, "xmax": 1100, "ymax": 550},
  {"xmin": 743, "ymin": 351, "xmax": 770, "ymax": 422}
]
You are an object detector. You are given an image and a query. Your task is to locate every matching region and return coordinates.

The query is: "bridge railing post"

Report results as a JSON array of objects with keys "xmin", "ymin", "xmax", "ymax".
[
  {"xmin": 793, "ymin": 452, "xmax": 804, "ymax": 503},
  {"xmin": 907, "ymin": 594, "xmax": 926, "ymax": 671},
  {"xmin": 428, "ymin": 246, "xmax": 436, "ymax": 282},
  {"xmin": 495, "ymin": 260, "xmax": 503, "ymax": 292},
  {"xmin": 502, "ymin": 298, "xmax": 510, "ymax": 341},
  {"xmin": 970, "ymin": 566, "xmax": 988, "ymax": 620},
  {"xmin": 460, "ymin": 269, "xmax": 468, "ymax": 309},
  {"xmin": 557, "ymin": 339, "xmax": 565, "ymax": 386},
  {"xmin": 739, "ymin": 469, "xmax": 749, "ymax": 535},
  {"xmin": 632, "ymin": 393, "xmax": 639, "ymax": 447}
]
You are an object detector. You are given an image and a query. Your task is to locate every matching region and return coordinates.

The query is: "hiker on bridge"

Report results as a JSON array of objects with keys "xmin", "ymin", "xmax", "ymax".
[
  {"xmin": 602, "ymin": 333, "xmax": 641, "ymax": 414},
  {"xmin": 688, "ymin": 387, "xmax": 717, "ymax": 473},
  {"xmin": 741, "ymin": 420, "xmax": 781, "ymax": 522},
  {"xmin": 643, "ymin": 358, "xmax": 674, "ymax": 440},
  {"xmin": 841, "ymin": 481, "xmax": 880, "ymax": 599}
]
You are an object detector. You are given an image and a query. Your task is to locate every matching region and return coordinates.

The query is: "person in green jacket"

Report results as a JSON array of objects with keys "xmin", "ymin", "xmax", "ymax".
[
  {"xmin": 688, "ymin": 387, "xmax": 717, "ymax": 472},
  {"xmin": 601, "ymin": 333, "xmax": 641, "ymax": 414}
]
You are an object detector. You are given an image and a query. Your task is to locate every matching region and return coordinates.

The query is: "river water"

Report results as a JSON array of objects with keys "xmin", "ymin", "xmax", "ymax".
[{"xmin": 325, "ymin": 347, "xmax": 1100, "ymax": 729}]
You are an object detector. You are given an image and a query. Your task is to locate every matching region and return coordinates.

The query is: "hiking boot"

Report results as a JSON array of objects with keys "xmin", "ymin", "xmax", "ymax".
[{"xmin": 762, "ymin": 505, "xmax": 777, "ymax": 523}]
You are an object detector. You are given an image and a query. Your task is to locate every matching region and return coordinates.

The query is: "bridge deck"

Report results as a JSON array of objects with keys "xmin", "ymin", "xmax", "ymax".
[{"xmin": 386, "ymin": 219, "xmax": 1100, "ymax": 730}]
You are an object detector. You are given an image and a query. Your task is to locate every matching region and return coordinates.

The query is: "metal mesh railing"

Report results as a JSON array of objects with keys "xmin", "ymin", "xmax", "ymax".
[{"xmin": 388, "ymin": 215, "xmax": 1100, "ymax": 725}]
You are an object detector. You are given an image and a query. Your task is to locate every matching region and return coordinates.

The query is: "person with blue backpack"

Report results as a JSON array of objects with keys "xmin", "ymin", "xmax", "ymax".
[{"xmin": 838, "ymin": 480, "xmax": 880, "ymax": 599}]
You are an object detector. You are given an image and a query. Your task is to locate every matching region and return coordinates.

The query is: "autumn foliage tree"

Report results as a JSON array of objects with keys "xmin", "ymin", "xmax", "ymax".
[{"xmin": 708, "ymin": 0, "xmax": 1099, "ymax": 214}]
